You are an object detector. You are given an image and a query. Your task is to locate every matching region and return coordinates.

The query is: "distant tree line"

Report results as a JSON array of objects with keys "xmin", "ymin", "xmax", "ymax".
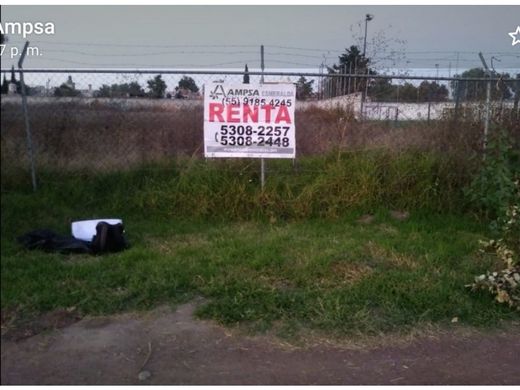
[
  {"xmin": 294, "ymin": 44, "xmax": 519, "ymax": 104},
  {"xmin": 1, "ymin": 70, "xmax": 202, "ymax": 99},
  {"xmin": 95, "ymin": 82, "xmax": 146, "ymax": 98},
  {"xmin": 450, "ymin": 68, "xmax": 517, "ymax": 101},
  {"xmin": 95, "ymin": 75, "xmax": 199, "ymax": 99},
  {"xmin": 369, "ymin": 79, "xmax": 449, "ymax": 102}
]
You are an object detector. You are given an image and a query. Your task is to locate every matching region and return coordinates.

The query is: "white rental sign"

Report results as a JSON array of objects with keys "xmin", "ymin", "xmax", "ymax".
[{"xmin": 204, "ymin": 83, "xmax": 296, "ymax": 158}]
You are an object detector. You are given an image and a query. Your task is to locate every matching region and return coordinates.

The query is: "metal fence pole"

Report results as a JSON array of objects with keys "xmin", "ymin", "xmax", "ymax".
[
  {"xmin": 260, "ymin": 44, "xmax": 266, "ymax": 191},
  {"xmin": 427, "ymin": 85, "xmax": 432, "ymax": 123},
  {"xmin": 18, "ymin": 41, "xmax": 37, "ymax": 191},
  {"xmin": 479, "ymin": 52, "xmax": 492, "ymax": 157},
  {"xmin": 347, "ymin": 63, "xmax": 352, "ymax": 95},
  {"xmin": 364, "ymin": 67, "xmax": 370, "ymax": 113},
  {"xmin": 454, "ymin": 79, "xmax": 461, "ymax": 122}
]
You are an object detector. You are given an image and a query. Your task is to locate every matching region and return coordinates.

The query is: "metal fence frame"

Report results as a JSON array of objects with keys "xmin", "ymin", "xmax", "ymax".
[{"xmin": 1, "ymin": 68, "xmax": 519, "ymax": 190}]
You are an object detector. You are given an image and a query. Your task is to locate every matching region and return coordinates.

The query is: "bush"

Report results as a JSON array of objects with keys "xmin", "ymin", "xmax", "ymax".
[
  {"xmin": 464, "ymin": 128, "xmax": 519, "ymax": 222},
  {"xmin": 469, "ymin": 185, "xmax": 520, "ymax": 310},
  {"xmin": 465, "ymin": 127, "xmax": 519, "ymax": 310}
]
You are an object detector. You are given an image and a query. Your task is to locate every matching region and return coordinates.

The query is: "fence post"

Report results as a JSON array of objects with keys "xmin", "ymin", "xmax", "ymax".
[
  {"xmin": 260, "ymin": 44, "xmax": 266, "ymax": 191},
  {"xmin": 479, "ymin": 52, "xmax": 492, "ymax": 158},
  {"xmin": 359, "ymin": 68, "xmax": 369, "ymax": 121},
  {"xmin": 347, "ymin": 63, "xmax": 352, "ymax": 95},
  {"xmin": 18, "ymin": 41, "xmax": 37, "ymax": 191},
  {"xmin": 427, "ymin": 86, "xmax": 432, "ymax": 123},
  {"xmin": 454, "ymin": 79, "xmax": 461, "ymax": 122}
]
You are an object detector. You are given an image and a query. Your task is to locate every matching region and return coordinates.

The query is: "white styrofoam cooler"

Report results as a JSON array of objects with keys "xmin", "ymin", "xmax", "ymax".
[{"xmin": 71, "ymin": 219, "xmax": 123, "ymax": 242}]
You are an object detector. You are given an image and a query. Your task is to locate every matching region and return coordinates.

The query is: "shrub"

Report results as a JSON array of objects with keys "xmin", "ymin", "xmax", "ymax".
[
  {"xmin": 469, "ymin": 184, "xmax": 520, "ymax": 310},
  {"xmin": 464, "ymin": 128, "xmax": 519, "ymax": 221}
]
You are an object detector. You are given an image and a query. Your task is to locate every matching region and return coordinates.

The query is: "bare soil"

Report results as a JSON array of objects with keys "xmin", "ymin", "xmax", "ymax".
[{"xmin": 1, "ymin": 301, "xmax": 519, "ymax": 385}]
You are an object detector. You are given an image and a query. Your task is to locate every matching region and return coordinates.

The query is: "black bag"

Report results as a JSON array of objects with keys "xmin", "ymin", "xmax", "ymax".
[
  {"xmin": 18, "ymin": 222, "xmax": 128, "ymax": 255},
  {"xmin": 17, "ymin": 229, "xmax": 92, "ymax": 254},
  {"xmin": 90, "ymin": 222, "xmax": 128, "ymax": 254}
]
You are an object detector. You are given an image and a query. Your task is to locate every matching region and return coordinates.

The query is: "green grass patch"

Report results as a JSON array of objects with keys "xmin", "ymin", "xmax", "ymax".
[
  {"xmin": 2, "ymin": 152, "xmax": 517, "ymax": 337},
  {"xmin": 2, "ymin": 149, "xmax": 469, "ymax": 222}
]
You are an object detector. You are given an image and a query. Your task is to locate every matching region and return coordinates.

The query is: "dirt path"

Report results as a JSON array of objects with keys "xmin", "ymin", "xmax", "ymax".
[{"xmin": 1, "ymin": 302, "xmax": 519, "ymax": 385}]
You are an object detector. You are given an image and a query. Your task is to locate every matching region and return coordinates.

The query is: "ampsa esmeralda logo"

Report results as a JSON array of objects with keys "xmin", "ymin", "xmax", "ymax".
[
  {"xmin": 209, "ymin": 85, "xmax": 261, "ymax": 100},
  {"xmin": 209, "ymin": 85, "xmax": 226, "ymax": 100}
]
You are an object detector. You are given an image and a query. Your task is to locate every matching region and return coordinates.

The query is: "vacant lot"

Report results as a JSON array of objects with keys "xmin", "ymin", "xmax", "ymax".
[
  {"xmin": 2, "ymin": 99, "xmax": 496, "ymax": 170},
  {"xmin": 2, "ymin": 139, "xmax": 518, "ymax": 383},
  {"xmin": 2, "ymin": 191, "xmax": 516, "ymax": 339}
]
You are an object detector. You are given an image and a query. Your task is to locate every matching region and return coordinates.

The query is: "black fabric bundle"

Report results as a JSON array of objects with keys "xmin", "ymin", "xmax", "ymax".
[{"xmin": 18, "ymin": 222, "xmax": 128, "ymax": 255}]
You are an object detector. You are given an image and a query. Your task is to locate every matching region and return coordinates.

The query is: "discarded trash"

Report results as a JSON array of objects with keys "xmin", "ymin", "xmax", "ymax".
[
  {"xmin": 72, "ymin": 219, "xmax": 122, "ymax": 242},
  {"xmin": 18, "ymin": 220, "xmax": 128, "ymax": 255},
  {"xmin": 17, "ymin": 229, "xmax": 91, "ymax": 254},
  {"xmin": 90, "ymin": 221, "xmax": 127, "ymax": 254}
]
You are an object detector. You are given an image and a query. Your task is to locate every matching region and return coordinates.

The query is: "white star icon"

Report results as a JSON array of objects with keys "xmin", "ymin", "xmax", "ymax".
[{"xmin": 509, "ymin": 26, "xmax": 520, "ymax": 46}]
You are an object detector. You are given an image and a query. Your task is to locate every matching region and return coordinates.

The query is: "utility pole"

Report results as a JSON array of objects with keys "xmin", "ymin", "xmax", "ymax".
[{"xmin": 362, "ymin": 14, "xmax": 374, "ymax": 57}]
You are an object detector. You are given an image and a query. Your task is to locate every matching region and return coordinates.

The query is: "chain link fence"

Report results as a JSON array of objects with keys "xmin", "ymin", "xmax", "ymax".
[{"xmin": 1, "ymin": 69, "xmax": 519, "ymax": 186}]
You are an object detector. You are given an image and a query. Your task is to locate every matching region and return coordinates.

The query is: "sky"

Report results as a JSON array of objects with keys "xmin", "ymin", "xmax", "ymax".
[{"xmin": 1, "ymin": 5, "xmax": 520, "ymax": 73}]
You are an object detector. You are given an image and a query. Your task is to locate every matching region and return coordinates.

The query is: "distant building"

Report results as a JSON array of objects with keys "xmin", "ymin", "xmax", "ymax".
[
  {"xmin": 65, "ymin": 75, "xmax": 75, "ymax": 90},
  {"xmin": 1, "ymin": 74, "xmax": 8, "ymax": 94},
  {"xmin": 79, "ymin": 84, "xmax": 94, "ymax": 98}
]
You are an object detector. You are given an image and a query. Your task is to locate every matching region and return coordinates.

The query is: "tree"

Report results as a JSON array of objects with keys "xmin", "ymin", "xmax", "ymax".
[
  {"xmin": 398, "ymin": 82, "xmax": 420, "ymax": 103},
  {"xmin": 147, "ymin": 75, "xmax": 167, "ymax": 99},
  {"xmin": 96, "ymin": 85, "xmax": 112, "ymax": 98},
  {"xmin": 513, "ymin": 74, "xmax": 520, "ymax": 120},
  {"xmin": 124, "ymin": 81, "xmax": 146, "ymax": 97},
  {"xmin": 417, "ymin": 81, "xmax": 449, "ymax": 102},
  {"xmin": 369, "ymin": 78, "xmax": 397, "ymax": 102},
  {"xmin": 323, "ymin": 45, "xmax": 375, "ymax": 98},
  {"xmin": 177, "ymin": 76, "xmax": 199, "ymax": 93},
  {"xmin": 54, "ymin": 75, "xmax": 81, "ymax": 97},
  {"xmin": 54, "ymin": 83, "xmax": 81, "ymax": 97},
  {"xmin": 321, "ymin": 21, "xmax": 407, "ymax": 100},
  {"xmin": 243, "ymin": 64, "xmax": 250, "ymax": 84},
  {"xmin": 334, "ymin": 45, "xmax": 370, "ymax": 73},
  {"xmin": 370, "ymin": 80, "xmax": 448, "ymax": 103},
  {"xmin": 95, "ymin": 82, "xmax": 145, "ymax": 98},
  {"xmin": 1, "ymin": 74, "xmax": 8, "ymax": 94},
  {"xmin": 295, "ymin": 76, "xmax": 314, "ymax": 100},
  {"xmin": 451, "ymin": 68, "xmax": 512, "ymax": 101}
]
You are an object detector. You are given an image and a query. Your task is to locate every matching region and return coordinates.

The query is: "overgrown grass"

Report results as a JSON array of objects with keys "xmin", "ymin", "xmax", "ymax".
[
  {"xmin": 2, "ymin": 149, "xmax": 470, "ymax": 221},
  {"xmin": 2, "ymin": 151, "xmax": 517, "ymax": 338}
]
